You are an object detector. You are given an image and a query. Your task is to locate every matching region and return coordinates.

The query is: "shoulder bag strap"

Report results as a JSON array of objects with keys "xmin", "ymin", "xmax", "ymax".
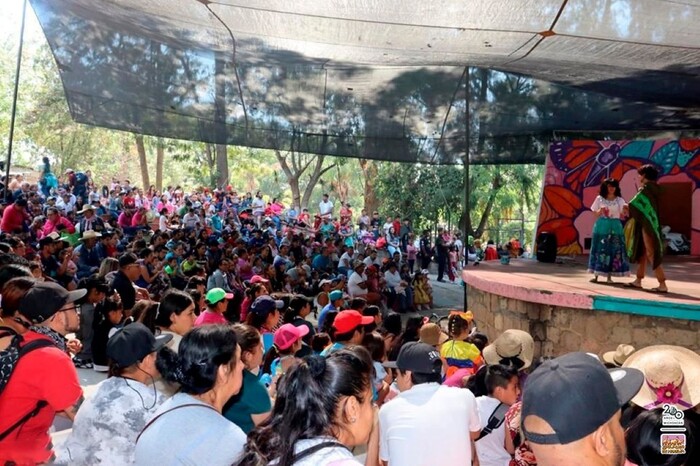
[
  {"xmin": 136, "ymin": 403, "xmax": 218, "ymax": 444},
  {"xmin": 291, "ymin": 440, "xmax": 351, "ymax": 464},
  {"xmin": 476, "ymin": 402, "xmax": 509, "ymax": 441}
]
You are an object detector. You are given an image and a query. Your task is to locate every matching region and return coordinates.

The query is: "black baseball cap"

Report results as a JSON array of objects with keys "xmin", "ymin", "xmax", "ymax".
[
  {"xmin": 383, "ymin": 341, "xmax": 442, "ymax": 375},
  {"xmin": 522, "ymin": 352, "xmax": 643, "ymax": 445},
  {"xmin": 107, "ymin": 323, "xmax": 172, "ymax": 368},
  {"xmin": 18, "ymin": 281, "xmax": 87, "ymax": 324}
]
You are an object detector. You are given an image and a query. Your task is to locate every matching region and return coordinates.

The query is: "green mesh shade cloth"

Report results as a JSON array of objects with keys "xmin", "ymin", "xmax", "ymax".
[{"xmin": 29, "ymin": 0, "xmax": 700, "ymax": 164}]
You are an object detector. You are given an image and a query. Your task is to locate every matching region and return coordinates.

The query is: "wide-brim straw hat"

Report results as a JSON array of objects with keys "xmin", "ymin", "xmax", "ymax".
[
  {"xmin": 80, "ymin": 230, "xmax": 102, "ymax": 241},
  {"xmin": 483, "ymin": 329, "xmax": 534, "ymax": 370},
  {"xmin": 623, "ymin": 345, "xmax": 700, "ymax": 411},
  {"xmin": 602, "ymin": 344, "xmax": 636, "ymax": 367}
]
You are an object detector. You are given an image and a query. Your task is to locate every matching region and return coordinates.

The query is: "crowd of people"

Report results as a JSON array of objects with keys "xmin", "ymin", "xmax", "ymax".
[{"xmin": 0, "ymin": 165, "xmax": 697, "ymax": 466}]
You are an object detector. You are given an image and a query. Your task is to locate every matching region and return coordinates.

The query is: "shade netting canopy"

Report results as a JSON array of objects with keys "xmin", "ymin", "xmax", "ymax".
[{"xmin": 29, "ymin": 0, "xmax": 700, "ymax": 164}]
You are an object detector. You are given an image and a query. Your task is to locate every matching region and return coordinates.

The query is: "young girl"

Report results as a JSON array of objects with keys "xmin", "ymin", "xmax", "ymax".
[
  {"xmin": 588, "ymin": 178, "xmax": 630, "ymax": 283},
  {"xmin": 405, "ymin": 235, "xmax": 417, "ymax": 273},
  {"xmin": 413, "ymin": 270, "xmax": 433, "ymax": 311},
  {"xmin": 91, "ymin": 294, "xmax": 124, "ymax": 372},
  {"xmin": 448, "ymin": 245, "xmax": 458, "ymax": 281},
  {"xmin": 440, "ymin": 311, "xmax": 483, "ymax": 378},
  {"xmin": 362, "ymin": 331, "xmax": 391, "ymax": 406}
]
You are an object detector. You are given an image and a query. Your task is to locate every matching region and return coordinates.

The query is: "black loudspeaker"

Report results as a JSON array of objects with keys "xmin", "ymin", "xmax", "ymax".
[{"xmin": 536, "ymin": 232, "xmax": 557, "ymax": 263}]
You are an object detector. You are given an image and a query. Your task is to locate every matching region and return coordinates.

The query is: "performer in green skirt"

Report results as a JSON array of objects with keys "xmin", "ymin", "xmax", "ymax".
[
  {"xmin": 624, "ymin": 165, "xmax": 667, "ymax": 293},
  {"xmin": 588, "ymin": 178, "xmax": 630, "ymax": 283}
]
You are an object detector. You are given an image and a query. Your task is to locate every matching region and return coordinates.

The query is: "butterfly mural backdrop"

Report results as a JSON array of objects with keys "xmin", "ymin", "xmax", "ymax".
[{"xmin": 537, "ymin": 140, "xmax": 700, "ymax": 256}]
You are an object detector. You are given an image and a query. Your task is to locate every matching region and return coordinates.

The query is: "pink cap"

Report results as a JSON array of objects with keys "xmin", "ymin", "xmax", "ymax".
[
  {"xmin": 250, "ymin": 275, "xmax": 269, "ymax": 284},
  {"xmin": 273, "ymin": 323, "xmax": 309, "ymax": 350}
]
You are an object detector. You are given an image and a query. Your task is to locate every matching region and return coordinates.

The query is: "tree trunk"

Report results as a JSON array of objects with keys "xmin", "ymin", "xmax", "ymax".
[
  {"xmin": 215, "ymin": 144, "xmax": 228, "ymax": 189},
  {"xmin": 135, "ymin": 134, "xmax": 150, "ymax": 189},
  {"xmin": 274, "ymin": 149, "xmax": 302, "ymax": 208},
  {"xmin": 214, "ymin": 51, "xmax": 229, "ymax": 188},
  {"xmin": 359, "ymin": 159, "xmax": 379, "ymax": 214},
  {"xmin": 155, "ymin": 138, "xmax": 164, "ymax": 192}
]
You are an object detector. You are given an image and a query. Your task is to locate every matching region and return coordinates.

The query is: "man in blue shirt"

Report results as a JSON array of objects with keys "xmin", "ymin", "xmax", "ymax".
[
  {"xmin": 311, "ymin": 246, "xmax": 332, "ymax": 273},
  {"xmin": 317, "ymin": 289, "xmax": 344, "ymax": 330}
]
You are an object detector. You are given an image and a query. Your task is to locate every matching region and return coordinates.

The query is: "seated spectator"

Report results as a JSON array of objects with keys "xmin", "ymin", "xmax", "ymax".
[
  {"xmin": 55, "ymin": 323, "xmax": 171, "ymax": 464},
  {"xmin": 321, "ymin": 310, "xmax": 373, "ymax": 357},
  {"xmin": 73, "ymin": 230, "xmax": 103, "ymax": 279},
  {"xmin": 441, "ymin": 311, "xmax": 483, "ymax": 378},
  {"xmin": 42, "ymin": 207, "xmax": 76, "ymax": 236},
  {"xmin": 318, "ymin": 289, "xmax": 344, "ymax": 331},
  {"xmin": 522, "ymin": 352, "xmax": 644, "ymax": 466},
  {"xmin": 111, "ymin": 252, "xmax": 148, "ymax": 312},
  {"xmin": 282, "ymin": 295, "xmax": 316, "ymax": 346},
  {"xmin": 413, "ymin": 269, "xmax": 432, "ymax": 310},
  {"xmin": 140, "ymin": 289, "xmax": 196, "ymax": 352},
  {"xmin": 223, "ymin": 324, "xmax": 271, "ymax": 434},
  {"xmin": 380, "ymin": 342, "xmax": 482, "ymax": 465},
  {"xmin": 348, "ymin": 261, "xmax": 381, "ymax": 305},
  {"xmin": 245, "ymin": 295, "xmax": 284, "ymax": 353},
  {"xmin": 72, "ymin": 275, "xmax": 110, "ymax": 369},
  {"xmin": 474, "ymin": 365, "xmax": 521, "ymax": 466},
  {"xmin": 0, "ymin": 279, "xmax": 85, "ymax": 464},
  {"xmin": 195, "ymin": 288, "xmax": 232, "ymax": 326},
  {"xmin": 135, "ymin": 325, "xmax": 246, "ymax": 465},
  {"xmin": 237, "ymin": 347, "xmax": 375, "ymax": 466},
  {"xmin": 91, "ymin": 293, "xmax": 125, "ymax": 372}
]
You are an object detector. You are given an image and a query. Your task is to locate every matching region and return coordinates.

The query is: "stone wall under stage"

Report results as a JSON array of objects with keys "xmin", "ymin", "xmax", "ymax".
[{"xmin": 470, "ymin": 288, "xmax": 700, "ymax": 358}]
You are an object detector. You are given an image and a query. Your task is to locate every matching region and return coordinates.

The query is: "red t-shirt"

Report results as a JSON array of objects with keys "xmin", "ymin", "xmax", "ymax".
[{"xmin": 0, "ymin": 332, "xmax": 82, "ymax": 464}]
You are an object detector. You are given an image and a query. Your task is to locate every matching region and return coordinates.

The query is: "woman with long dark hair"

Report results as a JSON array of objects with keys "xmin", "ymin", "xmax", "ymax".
[
  {"xmin": 138, "ymin": 289, "xmax": 196, "ymax": 352},
  {"xmin": 135, "ymin": 325, "xmax": 246, "ymax": 465},
  {"xmin": 236, "ymin": 347, "xmax": 376, "ymax": 466},
  {"xmin": 588, "ymin": 177, "xmax": 630, "ymax": 283}
]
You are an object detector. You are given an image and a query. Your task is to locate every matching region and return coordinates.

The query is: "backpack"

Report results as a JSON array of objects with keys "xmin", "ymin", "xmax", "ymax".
[
  {"xmin": 476, "ymin": 402, "xmax": 510, "ymax": 441},
  {"xmin": 0, "ymin": 327, "xmax": 54, "ymax": 441}
]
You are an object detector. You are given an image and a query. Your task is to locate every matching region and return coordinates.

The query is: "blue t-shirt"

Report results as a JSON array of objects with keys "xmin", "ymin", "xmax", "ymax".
[
  {"xmin": 312, "ymin": 254, "xmax": 331, "ymax": 271},
  {"xmin": 320, "ymin": 342, "xmax": 346, "ymax": 357},
  {"xmin": 317, "ymin": 303, "xmax": 336, "ymax": 331}
]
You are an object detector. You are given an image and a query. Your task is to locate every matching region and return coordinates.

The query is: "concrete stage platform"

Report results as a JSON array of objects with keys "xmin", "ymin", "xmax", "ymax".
[
  {"xmin": 463, "ymin": 256, "xmax": 700, "ymax": 356},
  {"xmin": 463, "ymin": 256, "xmax": 700, "ymax": 321}
]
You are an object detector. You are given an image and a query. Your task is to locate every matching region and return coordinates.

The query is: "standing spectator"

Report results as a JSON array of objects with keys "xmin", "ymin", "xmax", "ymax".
[
  {"xmin": 435, "ymin": 226, "xmax": 448, "ymax": 282},
  {"xmin": 135, "ymin": 325, "xmax": 247, "ymax": 465},
  {"xmin": 522, "ymin": 352, "xmax": 644, "ymax": 466},
  {"xmin": 319, "ymin": 193, "xmax": 334, "ymax": 219},
  {"xmin": 55, "ymin": 323, "xmax": 171, "ymax": 465},
  {"xmin": 380, "ymin": 342, "xmax": 482, "ymax": 465},
  {"xmin": 419, "ymin": 229, "xmax": 432, "ymax": 271},
  {"xmin": 0, "ymin": 279, "xmax": 85, "ymax": 465}
]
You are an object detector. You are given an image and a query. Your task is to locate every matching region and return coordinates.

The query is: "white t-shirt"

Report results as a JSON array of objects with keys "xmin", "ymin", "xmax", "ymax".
[
  {"xmin": 379, "ymin": 383, "xmax": 481, "ymax": 466},
  {"xmin": 475, "ymin": 396, "xmax": 511, "ymax": 466},
  {"xmin": 271, "ymin": 437, "xmax": 361, "ymax": 466},
  {"xmin": 338, "ymin": 252, "xmax": 354, "ymax": 269},
  {"xmin": 347, "ymin": 271, "xmax": 367, "ymax": 297},
  {"xmin": 135, "ymin": 393, "xmax": 246, "ymax": 466},
  {"xmin": 384, "ymin": 270, "xmax": 402, "ymax": 289},
  {"xmin": 159, "ymin": 214, "xmax": 169, "ymax": 231},
  {"xmin": 319, "ymin": 200, "xmax": 334, "ymax": 217},
  {"xmin": 252, "ymin": 197, "xmax": 266, "ymax": 214},
  {"xmin": 55, "ymin": 377, "xmax": 166, "ymax": 466}
]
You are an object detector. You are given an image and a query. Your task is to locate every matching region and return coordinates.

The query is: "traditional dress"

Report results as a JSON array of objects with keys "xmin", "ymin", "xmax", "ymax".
[
  {"xmin": 625, "ymin": 182, "xmax": 664, "ymax": 270},
  {"xmin": 588, "ymin": 195, "xmax": 630, "ymax": 277}
]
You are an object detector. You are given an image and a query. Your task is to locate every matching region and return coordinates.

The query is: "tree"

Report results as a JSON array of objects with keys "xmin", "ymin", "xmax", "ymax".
[
  {"xmin": 135, "ymin": 134, "xmax": 150, "ymax": 189},
  {"xmin": 359, "ymin": 159, "xmax": 379, "ymax": 214},
  {"xmin": 274, "ymin": 129, "xmax": 336, "ymax": 209}
]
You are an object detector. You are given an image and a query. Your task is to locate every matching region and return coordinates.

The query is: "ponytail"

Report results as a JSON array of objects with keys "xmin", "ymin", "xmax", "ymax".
[{"xmin": 238, "ymin": 348, "xmax": 373, "ymax": 466}]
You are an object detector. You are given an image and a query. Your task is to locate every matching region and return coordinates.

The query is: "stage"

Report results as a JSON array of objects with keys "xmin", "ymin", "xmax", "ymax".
[{"xmin": 462, "ymin": 256, "xmax": 700, "ymax": 356}]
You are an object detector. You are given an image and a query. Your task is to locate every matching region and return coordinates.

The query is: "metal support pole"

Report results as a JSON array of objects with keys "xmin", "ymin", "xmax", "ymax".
[
  {"xmin": 4, "ymin": 0, "xmax": 28, "ymax": 203},
  {"xmin": 463, "ymin": 66, "xmax": 470, "ymax": 311}
]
